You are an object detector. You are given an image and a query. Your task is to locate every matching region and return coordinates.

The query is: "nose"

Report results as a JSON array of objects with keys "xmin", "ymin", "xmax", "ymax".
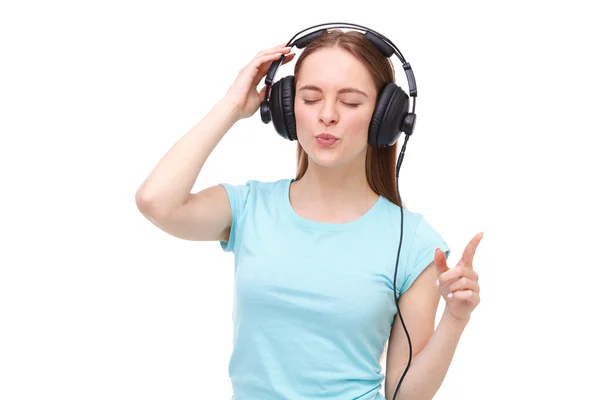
[{"xmin": 318, "ymin": 100, "xmax": 339, "ymax": 126}]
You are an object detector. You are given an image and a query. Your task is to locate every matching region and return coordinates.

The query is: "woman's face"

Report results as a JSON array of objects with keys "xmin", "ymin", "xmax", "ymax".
[{"xmin": 294, "ymin": 47, "xmax": 378, "ymax": 169}]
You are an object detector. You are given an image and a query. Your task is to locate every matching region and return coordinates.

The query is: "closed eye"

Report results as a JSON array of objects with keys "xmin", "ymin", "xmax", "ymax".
[{"xmin": 302, "ymin": 99, "xmax": 361, "ymax": 107}]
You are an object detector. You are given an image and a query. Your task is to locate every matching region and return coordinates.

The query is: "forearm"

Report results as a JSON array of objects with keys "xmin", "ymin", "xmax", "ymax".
[
  {"xmin": 136, "ymin": 98, "xmax": 239, "ymax": 216},
  {"xmin": 387, "ymin": 307, "xmax": 469, "ymax": 400}
]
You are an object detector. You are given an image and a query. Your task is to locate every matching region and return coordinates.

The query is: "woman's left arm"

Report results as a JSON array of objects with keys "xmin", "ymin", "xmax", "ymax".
[{"xmin": 385, "ymin": 232, "xmax": 484, "ymax": 400}]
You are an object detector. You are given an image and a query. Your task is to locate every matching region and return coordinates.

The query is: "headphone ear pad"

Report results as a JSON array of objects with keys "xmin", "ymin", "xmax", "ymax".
[
  {"xmin": 368, "ymin": 82, "xmax": 409, "ymax": 147},
  {"xmin": 270, "ymin": 75, "xmax": 297, "ymax": 141}
]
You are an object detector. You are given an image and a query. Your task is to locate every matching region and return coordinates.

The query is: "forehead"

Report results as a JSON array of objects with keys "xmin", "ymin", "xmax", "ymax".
[{"xmin": 296, "ymin": 47, "xmax": 376, "ymax": 93}]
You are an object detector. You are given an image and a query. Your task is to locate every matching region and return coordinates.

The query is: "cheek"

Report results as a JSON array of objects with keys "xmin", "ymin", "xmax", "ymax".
[
  {"xmin": 293, "ymin": 102, "xmax": 310, "ymax": 127},
  {"xmin": 293, "ymin": 103, "xmax": 315, "ymax": 143},
  {"xmin": 352, "ymin": 112, "xmax": 373, "ymax": 132}
]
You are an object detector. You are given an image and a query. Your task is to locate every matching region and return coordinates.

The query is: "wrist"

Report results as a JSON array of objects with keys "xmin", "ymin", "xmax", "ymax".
[
  {"xmin": 215, "ymin": 97, "xmax": 243, "ymax": 125},
  {"xmin": 442, "ymin": 306, "xmax": 471, "ymax": 329}
]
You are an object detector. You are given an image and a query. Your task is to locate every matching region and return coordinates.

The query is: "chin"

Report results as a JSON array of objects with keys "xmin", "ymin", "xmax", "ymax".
[
  {"xmin": 306, "ymin": 146, "xmax": 357, "ymax": 168},
  {"xmin": 308, "ymin": 153, "xmax": 345, "ymax": 168}
]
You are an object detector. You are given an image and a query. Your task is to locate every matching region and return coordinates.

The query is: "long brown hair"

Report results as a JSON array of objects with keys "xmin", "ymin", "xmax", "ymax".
[{"xmin": 293, "ymin": 30, "xmax": 406, "ymax": 208}]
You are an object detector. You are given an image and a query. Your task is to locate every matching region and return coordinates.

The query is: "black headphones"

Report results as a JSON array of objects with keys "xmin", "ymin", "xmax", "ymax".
[
  {"xmin": 260, "ymin": 23, "xmax": 419, "ymax": 400},
  {"xmin": 260, "ymin": 22, "xmax": 418, "ymax": 148}
]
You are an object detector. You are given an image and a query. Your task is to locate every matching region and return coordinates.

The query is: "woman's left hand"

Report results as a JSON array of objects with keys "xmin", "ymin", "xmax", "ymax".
[{"xmin": 435, "ymin": 232, "xmax": 484, "ymax": 322}]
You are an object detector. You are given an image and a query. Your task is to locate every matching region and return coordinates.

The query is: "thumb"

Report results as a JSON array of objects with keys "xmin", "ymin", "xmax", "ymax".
[
  {"xmin": 434, "ymin": 248, "xmax": 449, "ymax": 275},
  {"xmin": 258, "ymin": 85, "xmax": 267, "ymax": 98}
]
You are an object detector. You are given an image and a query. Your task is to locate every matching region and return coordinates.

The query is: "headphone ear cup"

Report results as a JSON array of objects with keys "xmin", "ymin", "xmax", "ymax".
[
  {"xmin": 270, "ymin": 75, "xmax": 297, "ymax": 141},
  {"xmin": 368, "ymin": 82, "xmax": 410, "ymax": 147}
]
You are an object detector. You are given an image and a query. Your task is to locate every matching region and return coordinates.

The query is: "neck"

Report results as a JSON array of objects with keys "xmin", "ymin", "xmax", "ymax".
[{"xmin": 293, "ymin": 152, "xmax": 378, "ymax": 208}]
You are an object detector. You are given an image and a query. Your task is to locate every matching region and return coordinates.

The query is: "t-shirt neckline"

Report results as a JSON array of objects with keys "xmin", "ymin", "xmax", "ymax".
[{"xmin": 282, "ymin": 178, "xmax": 384, "ymax": 231}]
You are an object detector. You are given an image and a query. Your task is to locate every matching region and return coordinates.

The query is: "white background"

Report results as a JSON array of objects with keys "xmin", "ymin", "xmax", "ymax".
[{"xmin": 1, "ymin": 0, "xmax": 599, "ymax": 399}]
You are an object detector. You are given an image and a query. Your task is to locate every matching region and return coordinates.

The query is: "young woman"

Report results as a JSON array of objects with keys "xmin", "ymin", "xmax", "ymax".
[{"xmin": 136, "ymin": 27, "xmax": 483, "ymax": 400}]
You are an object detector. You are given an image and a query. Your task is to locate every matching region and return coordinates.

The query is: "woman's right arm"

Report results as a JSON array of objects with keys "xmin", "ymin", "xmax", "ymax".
[
  {"xmin": 135, "ymin": 43, "xmax": 294, "ymax": 242},
  {"xmin": 135, "ymin": 98, "xmax": 239, "ymax": 242}
]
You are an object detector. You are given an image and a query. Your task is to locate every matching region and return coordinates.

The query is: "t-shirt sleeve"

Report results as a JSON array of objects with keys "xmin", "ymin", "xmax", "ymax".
[
  {"xmin": 218, "ymin": 181, "xmax": 251, "ymax": 253},
  {"xmin": 398, "ymin": 214, "xmax": 451, "ymax": 295}
]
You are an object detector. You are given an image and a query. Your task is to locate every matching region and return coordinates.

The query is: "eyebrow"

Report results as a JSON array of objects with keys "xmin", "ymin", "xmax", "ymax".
[{"xmin": 297, "ymin": 84, "xmax": 368, "ymax": 98}]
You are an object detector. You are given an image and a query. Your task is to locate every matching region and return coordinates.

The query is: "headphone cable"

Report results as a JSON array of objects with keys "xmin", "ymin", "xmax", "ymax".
[{"xmin": 392, "ymin": 133, "xmax": 410, "ymax": 400}]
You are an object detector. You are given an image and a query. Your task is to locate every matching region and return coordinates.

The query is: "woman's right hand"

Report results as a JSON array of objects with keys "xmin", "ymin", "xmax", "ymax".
[{"xmin": 223, "ymin": 42, "xmax": 295, "ymax": 121}]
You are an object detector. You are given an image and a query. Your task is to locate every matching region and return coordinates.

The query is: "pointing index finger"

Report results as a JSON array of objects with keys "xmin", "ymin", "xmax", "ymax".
[{"xmin": 458, "ymin": 232, "xmax": 484, "ymax": 268}]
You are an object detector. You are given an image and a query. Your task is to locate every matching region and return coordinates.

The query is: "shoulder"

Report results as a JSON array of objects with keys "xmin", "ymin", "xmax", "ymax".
[
  {"xmin": 376, "ymin": 196, "xmax": 428, "ymax": 234},
  {"xmin": 217, "ymin": 178, "xmax": 291, "ymax": 252},
  {"xmin": 377, "ymin": 197, "xmax": 449, "ymax": 253},
  {"xmin": 220, "ymin": 178, "xmax": 289, "ymax": 198},
  {"xmin": 218, "ymin": 178, "xmax": 290, "ymax": 212}
]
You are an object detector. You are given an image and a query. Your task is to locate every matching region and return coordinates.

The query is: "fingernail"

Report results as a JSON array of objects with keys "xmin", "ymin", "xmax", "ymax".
[
  {"xmin": 447, "ymin": 292, "xmax": 453, "ymax": 299},
  {"xmin": 435, "ymin": 279, "xmax": 440, "ymax": 287}
]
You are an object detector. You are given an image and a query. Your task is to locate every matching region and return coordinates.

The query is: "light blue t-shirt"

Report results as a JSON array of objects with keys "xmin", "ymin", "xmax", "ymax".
[{"xmin": 218, "ymin": 178, "xmax": 450, "ymax": 400}]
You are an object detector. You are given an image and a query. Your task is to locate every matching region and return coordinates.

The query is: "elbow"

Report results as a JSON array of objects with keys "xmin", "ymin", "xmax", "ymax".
[
  {"xmin": 135, "ymin": 189, "xmax": 170, "ymax": 221},
  {"xmin": 135, "ymin": 188, "xmax": 154, "ymax": 216}
]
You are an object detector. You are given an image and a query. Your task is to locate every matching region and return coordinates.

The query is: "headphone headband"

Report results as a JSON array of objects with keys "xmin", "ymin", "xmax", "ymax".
[{"xmin": 263, "ymin": 23, "xmax": 417, "ymax": 100}]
